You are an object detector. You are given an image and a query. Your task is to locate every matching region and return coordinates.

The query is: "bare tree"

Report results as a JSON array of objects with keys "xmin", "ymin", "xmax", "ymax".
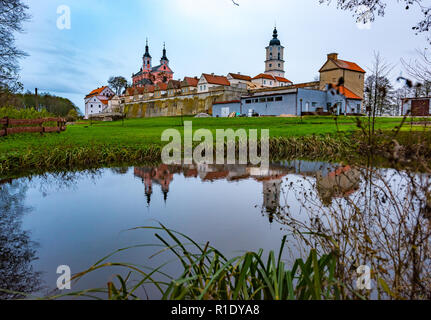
[
  {"xmin": 401, "ymin": 49, "xmax": 431, "ymax": 95},
  {"xmin": 319, "ymin": 0, "xmax": 431, "ymax": 42},
  {"xmin": 365, "ymin": 52, "xmax": 394, "ymax": 117},
  {"xmin": 0, "ymin": 0, "xmax": 30, "ymax": 92}
]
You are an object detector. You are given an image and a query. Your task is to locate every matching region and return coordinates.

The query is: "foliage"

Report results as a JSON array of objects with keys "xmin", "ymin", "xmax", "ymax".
[
  {"xmin": 108, "ymin": 76, "xmax": 128, "ymax": 96},
  {"xmin": 0, "ymin": 0, "xmax": 30, "ymax": 91},
  {"xmin": 0, "ymin": 91, "xmax": 80, "ymax": 117},
  {"xmin": 0, "ymin": 106, "xmax": 53, "ymax": 119}
]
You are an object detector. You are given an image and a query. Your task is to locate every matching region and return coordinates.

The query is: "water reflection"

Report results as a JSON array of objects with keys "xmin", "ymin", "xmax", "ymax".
[
  {"xmin": 0, "ymin": 161, "xmax": 429, "ymax": 300},
  {"xmin": 0, "ymin": 179, "xmax": 42, "ymax": 299}
]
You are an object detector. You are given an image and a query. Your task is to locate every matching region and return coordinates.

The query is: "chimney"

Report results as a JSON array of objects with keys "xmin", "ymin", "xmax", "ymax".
[
  {"xmin": 211, "ymin": 73, "xmax": 215, "ymax": 76},
  {"xmin": 238, "ymin": 72, "xmax": 241, "ymax": 75},
  {"xmin": 328, "ymin": 53, "xmax": 338, "ymax": 61}
]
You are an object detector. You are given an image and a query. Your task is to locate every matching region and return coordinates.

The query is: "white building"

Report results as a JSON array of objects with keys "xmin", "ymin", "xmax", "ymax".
[
  {"xmin": 197, "ymin": 73, "xmax": 231, "ymax": 93},
  {"xmin": 84, "ymin": 86, "xmax": 115, "ymax": 119}
]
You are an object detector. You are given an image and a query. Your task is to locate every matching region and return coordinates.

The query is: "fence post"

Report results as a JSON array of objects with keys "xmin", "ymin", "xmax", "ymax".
[{"xmin": 2, "ymin": 117, "xmax": 8, "ymax": 137}]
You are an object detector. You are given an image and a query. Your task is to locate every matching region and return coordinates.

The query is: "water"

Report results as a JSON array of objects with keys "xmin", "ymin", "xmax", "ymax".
[{"xmin": 1, "ymin": 160, "xmax": 430, "ymax": 299}]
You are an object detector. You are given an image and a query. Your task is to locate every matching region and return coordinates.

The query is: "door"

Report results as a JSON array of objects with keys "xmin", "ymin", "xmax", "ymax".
[
  {"xmin": 411, "ymin": 99, "xmax": 430, "ymax": 116},
  {"xmin": 221, "ymin": 107, "xmax": 230, "ymax": 117}
]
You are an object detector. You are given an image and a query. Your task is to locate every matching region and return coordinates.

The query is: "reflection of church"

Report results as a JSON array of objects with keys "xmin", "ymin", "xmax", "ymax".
[
  {"xmin": 134, "ymin": 165, "xmax": 177, "ymax": 204},
  {"xmin": 133, "ymin": 162, "xmax": 361, "ymax": 215}
]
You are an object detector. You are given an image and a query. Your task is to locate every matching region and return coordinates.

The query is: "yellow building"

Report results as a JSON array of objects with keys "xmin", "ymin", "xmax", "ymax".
[{"xmin": 319, "ymin": 53, "xmax": 366, "ymax": 99}]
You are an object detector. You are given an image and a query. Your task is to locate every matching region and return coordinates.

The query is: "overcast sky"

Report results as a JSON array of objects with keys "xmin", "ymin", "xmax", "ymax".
[{"xmin": 16, "ymin": 0, "xmax": 428, "ymax": 113}]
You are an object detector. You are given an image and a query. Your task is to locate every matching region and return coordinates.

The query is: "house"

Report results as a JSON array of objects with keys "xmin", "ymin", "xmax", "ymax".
[
  {"xmin": 251, "ymin": 74, "xmax": 293, "ymax": 88},
  {"xmin": 84, "ymin": 86, "xmax": 115, "ymax": 119},
  {"xmin": 319, "ymin": 53, "xmax": 365, "ymax": 100},
  {"xmin": 227, "ymin": 73, "xmax": 252, "ymax": 86},
  {"xmin": 154, "ymin": 82, "xmax": 168, "ymax": 99},
  {"xmin": 402, "ymin": 97, "xmax": 431, "ymax": 116},
  {"xmin": 167, "ymin": 80, "xmax": 182, "ymax": 97},
  {"xmin": 181, "ymin": 77, "xmax": 199, "ymax": 94},
  {"xmin": 198, "ymin": 74, "xmax": 231, "ymax": 93}
]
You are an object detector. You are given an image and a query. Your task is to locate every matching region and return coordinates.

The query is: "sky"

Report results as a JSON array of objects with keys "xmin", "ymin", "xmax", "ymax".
[{"xmin": 15, "ymin": 0, "xmax": 429, "ymax": 114}]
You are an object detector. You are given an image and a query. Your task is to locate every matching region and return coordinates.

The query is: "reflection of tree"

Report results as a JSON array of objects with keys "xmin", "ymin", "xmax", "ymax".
[
  {"xmin": 270, "ymin": 166, "xmax": 431, "ymax": 300},
  {"xmin": 0, "ymin": 180, "xmax": 42, "ymax": 300}
]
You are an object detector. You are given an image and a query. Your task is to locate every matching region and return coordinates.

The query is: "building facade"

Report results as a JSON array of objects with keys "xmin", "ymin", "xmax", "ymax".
[
  {"xmin": 84, "ymin": 86, "xmax": 115, "ymax": 119},
  {"xmin": 132, "ymin": 41, "xmax": 174, "ymax": 88}
]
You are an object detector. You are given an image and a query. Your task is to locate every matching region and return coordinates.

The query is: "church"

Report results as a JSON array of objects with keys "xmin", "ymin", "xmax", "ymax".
[{"xmin": 132, "ymin": 40, "xmax": 174, "ymax": 87}]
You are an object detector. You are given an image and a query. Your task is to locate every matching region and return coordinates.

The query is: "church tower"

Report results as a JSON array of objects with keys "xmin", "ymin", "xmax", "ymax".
[
  {"xmin": 265, "ymin": 27, "xmax": 285, "ymax": 78},
  {"xmin": 160, "ymin": 43, "xmax": 169, "ymax": 67},
  {"xmin": 143, "ymin": 38, "xmax": 152, "ymax": 72}
]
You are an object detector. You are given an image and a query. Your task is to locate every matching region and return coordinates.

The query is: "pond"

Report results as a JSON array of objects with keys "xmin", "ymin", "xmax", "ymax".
[{"xmin": 1, "ymin": 160, "xmax": 430, "ymax": 299}]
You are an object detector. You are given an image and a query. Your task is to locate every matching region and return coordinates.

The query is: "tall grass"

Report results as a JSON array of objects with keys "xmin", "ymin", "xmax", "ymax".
[
  {"xmin": 0, "ymin": 135, "xmax": 355, "ymax": 177},
  {"xmin": 46, "ymin": 224, "xmax": 353, "ymax": 301}
]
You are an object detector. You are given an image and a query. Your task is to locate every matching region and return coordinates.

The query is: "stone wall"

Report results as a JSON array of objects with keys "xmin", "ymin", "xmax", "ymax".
[{"xmin": 123, "ymin": 85, "xmax": 247, "ymax": 118}]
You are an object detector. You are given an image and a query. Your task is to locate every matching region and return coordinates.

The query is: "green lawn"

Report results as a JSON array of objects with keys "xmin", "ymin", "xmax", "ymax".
[{"xmin": 0, "ymin": 116, "xmax": 416, "ymax": 154}]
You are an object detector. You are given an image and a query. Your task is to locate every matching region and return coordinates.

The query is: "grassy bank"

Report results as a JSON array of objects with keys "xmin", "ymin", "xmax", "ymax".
[{"xmin": 0, "ymin": 116, "xmax": 428, "ymax": 176}]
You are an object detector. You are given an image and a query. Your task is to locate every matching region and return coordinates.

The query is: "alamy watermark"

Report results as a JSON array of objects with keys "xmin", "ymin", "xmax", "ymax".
[
  {"xmin": 161, "ymin": 121, "xmax": 270, "ymax": 169},
  {"xmin": 56, "ymin": 265, "xmax": 72, "ymax": 290},
  {"xmin": 356, "ymin": 265, "xmax": 372, "ymax": 290},
  {"xmin": 57, "ymin": 5, "xmax": 71, "ymax": 30}
]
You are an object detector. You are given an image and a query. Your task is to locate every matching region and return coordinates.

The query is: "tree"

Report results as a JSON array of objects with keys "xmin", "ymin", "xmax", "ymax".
[
  {"xmin": 319, "ymin": 0, "xmax": 431, "ymax": 42},
  {"xmin": 0, "ymin": 0, "xmax": 30, "ymax": 91},
  {"xmin": 401, "ymin": 49, "xmax": 431, "ymax": 95},
  {"xmin": 364, "ymin": 52, "xmax": 394, "ymax": 117},
  {"xmin": 108, "ymin": 76, "xmax": 128, "ymax": 96}
]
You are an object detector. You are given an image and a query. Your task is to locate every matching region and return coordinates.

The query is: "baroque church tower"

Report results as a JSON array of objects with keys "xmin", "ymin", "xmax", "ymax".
[{"xmin": 264, "ymin": 27, "xmax": 285, "ymax": 78}]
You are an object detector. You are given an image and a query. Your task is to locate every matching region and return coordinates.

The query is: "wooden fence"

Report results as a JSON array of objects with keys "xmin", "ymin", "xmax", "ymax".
[{"xmin": 0, "ymin": 117, "xmax": 67, "ymax": 137}]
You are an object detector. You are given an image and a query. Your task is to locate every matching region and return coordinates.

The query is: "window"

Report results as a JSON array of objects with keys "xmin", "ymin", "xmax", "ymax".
[
  {"xmin": 312, "ymin": 102, "xmax": 317, "ymax": 108},
  {"xmin": 264, "ymin": 80, "xmax": 266, "ymax": 84},
  {"xmin": 259, "ymin": 98, "xmax": 266, "ymax": 103},
  {"xmin": 278, "ymin": 53, "xmax": 281, "ymax": 60},
  {"xmin": 275, "ymin": 96, "xmax": 283, "ymax": 102},
  {"xmin": 278, "ymin": 64, "xmax": 281, "ymax": 67},
  {"xmin": 269, "ymin": 64, "xmax": 272, "ymax": 67},
  {"xmin": 267, "ymin": 97, "xmax": 274, "ymax": 102},
  {"xmin": 253, "ymin": 99, "xmax": 258, "ymax": 103},
  {"xmin": 270, "ymin": 81, "xmax": 273, "ymax": 85},
  {"xmin": 245, "ymin": 100, "xmax": 252, "ymax": 104}
]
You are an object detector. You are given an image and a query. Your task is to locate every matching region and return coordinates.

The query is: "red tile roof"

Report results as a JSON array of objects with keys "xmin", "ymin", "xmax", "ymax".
[
  {"xmin": 334, "ymin": 59, "xmax": 365, "ymax": 73},
  {"xmin": 202, "ymin": 74, "xmax": 231, "ymax": 86},
  {"xmin": 274, "ymin": 76, "xmax": 293, "ymax": 83},
  {"xmin": 183, "ymin": 77, "xmax": 199, "ymax": 87},
  {"xmin": 337, "ymin": 86, "xmax": 362, "ymax": 100},
  {"xmin": 253, "ymin": 73, "xmax": 275, "ymax": 80},
  {"xmin": 156, "ymin": 83, "xmax": 168, "ymax": 91},
  {"xmin": 228, "ymin": 73, "xmax": 252, "ymax": 81},
  {"xmin": 86, "ymin": 86, "xmax": 108, "ymax": 98}
]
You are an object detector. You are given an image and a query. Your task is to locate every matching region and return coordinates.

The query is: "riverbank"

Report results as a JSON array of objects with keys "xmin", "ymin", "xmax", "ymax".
[{"xmin": 0, "ymin": 116, "xmax": 428, "ymax": 177}]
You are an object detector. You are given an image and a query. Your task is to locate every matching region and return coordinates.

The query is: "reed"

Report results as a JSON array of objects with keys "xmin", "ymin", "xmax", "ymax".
[{"xmin": 45, "ymin": 224, "xmax": 353, "ymax": 301}]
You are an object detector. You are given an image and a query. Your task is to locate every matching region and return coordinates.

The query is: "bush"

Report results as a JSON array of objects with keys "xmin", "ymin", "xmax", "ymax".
[{"xmin": 0, "ymin": 106, "xmax": 53, "ymax": 119}]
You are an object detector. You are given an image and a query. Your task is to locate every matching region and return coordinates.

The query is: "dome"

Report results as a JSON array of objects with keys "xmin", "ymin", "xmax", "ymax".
[{"xmin": 269, "ymin": 27, "xmax": 281, "ymax": 46}]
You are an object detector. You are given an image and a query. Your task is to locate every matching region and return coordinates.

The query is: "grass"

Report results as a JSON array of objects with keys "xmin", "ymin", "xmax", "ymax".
[
  {"xmin": 41, "ymin": 224, "xmax": 354, "ymax": 300},
  {"xmin": 0, "ymin": 115, "xmax": 428, "ymax": 176}
]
